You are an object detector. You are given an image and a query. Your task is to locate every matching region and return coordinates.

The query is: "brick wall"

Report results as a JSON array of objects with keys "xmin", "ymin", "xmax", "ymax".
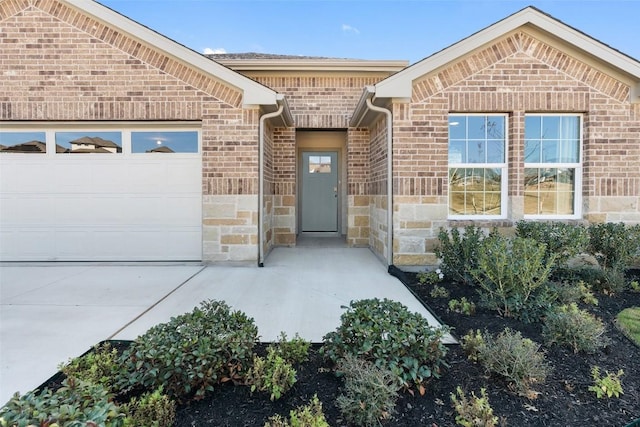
[
  {"xmin": 1, "ymin": 1, "xmax": 261, "ymax": 262},
  {"xmin": 250, "ymin": 74, "xmax": 389, "ymax": 245},
  {"xmin": 392, "ymin": 30, "xmax": 640, "ymax": 266}
]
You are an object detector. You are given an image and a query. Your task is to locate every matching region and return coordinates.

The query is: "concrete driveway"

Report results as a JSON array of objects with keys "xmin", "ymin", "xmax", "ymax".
[{"xmin": 0, "ymin": 247, "xmax": 452, "ymax": 404}]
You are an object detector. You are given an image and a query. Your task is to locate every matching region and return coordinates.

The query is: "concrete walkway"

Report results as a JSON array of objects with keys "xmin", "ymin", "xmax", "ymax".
[{"xmin": 0, "ymin": 246, "xmax": 452, "ymax": 404}]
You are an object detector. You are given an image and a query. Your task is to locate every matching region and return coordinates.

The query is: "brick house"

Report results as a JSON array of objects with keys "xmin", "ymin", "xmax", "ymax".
[{"xmin": 1, "ymin": 1, "xmax": 638, "ymax": 266}]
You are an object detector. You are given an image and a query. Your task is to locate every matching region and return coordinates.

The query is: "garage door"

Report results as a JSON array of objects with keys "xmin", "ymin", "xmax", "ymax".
[{"xmin": 0, "ymin": 127, "xmax": 202, "ymax": 261}]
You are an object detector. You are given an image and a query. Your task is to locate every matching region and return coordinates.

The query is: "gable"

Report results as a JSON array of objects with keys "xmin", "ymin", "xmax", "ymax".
[
  {"xmin": 373, "ymin": 7, "xmax": 640, "ymax": 104},
  {"xmin": 412, "ymin": 31, "xmax": 630, "ymax": 105},
  {"xmin": 0, "ymin": 0, "xmax": 283, "ymax": 110}
]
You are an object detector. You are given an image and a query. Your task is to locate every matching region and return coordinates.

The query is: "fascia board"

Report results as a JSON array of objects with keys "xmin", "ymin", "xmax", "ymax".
[
  {"xmin": 62, "ymin": 0, "xmax": 280, "ymax": 107},
  {"xmin": 375, "ymin": 7, "xmax": 640, "ymax": 99},
  {"xmin": 216, "ymin": 59, "xmax": 409, "ymax": 73}
]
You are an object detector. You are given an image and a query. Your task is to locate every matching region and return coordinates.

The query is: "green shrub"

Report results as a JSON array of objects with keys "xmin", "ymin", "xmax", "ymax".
[
  {"xmin": 322, "ymin": 298, "xmax": 449, "ymax": 392},
  {"xmin": 588, "ymin": 366, "xmax": 624, "ymax": 399},
  {"xmin": 0, "ymin": 377, "xmax": 124, "ymax": 427},
  {"xmin": 450, "ymin": 386, "xmax": 498, "ymax": 427},
  {"xmin": 630, "ymin": 280, "xmax": 640, "ymax": 293},
  {"xmin": 264, "ymin": 395, "xmax": 329, "ymax": 427},
  {"xmin": 476, "ymin": 328, "xmax": 550, "ymax": 398},
  {"xmin": 471, "ymin": 234, "xmax": 556, "ymax": 322},
  {"xmin": 515, "ymin": 221, "xmax": 588, "ymax": 266},
  {"xmin": 435, "ymin": 226, "xmax": 486, "ymax": 285},
  {"xmin": 548, "ymin": 280, "xmax": 598, "ymax": 306},
  {"xmin": 118, "ymin": 299, "xmax": 258, "ymax": 402},
  {"xmin": 460, "ymin": 330, "xmax": 485, "ymax": 363},
  {"xmin": 247, "ymin": 347, "xmax": 297, "ymax": 401},
  {"xmin": 122, "ymin": 387, "xmax": 175, "ymax": 427},
  {"xmin": 448, "ymin": 297, "xmax": 476, "ymax": 315},
  {"xmin": 542, "ymin": 303, "xmax": 608, "ymax": 353},
  {"xmin": 335, "ymin": 354, "xmax": 398, "ymax": 427},
  {"xmin": 417, "ymin": 268, "xmax": 444, "ymax": 285},
  {"xmin": 271, "ymin": 332, "xmax": 311, "ymax": 364},
  {"xmin": 60, "ymin": 341, "xmax": 122, "ymax": 393},
  {"xmin": 587, "ymin": 223, "xmax": 640, "ymax": 293},
  {"xmin": 587, "ymin": 222, "xmax": 640, "ymax": 272},
  {"xmin": 430, "ymin": 285, "xmax": 450, "ymax": 299}
]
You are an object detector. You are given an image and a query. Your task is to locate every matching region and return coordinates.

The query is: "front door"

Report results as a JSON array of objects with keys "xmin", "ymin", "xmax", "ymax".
[{"xmin": 301, "ymin": 151, "xmax": 338, "ymax": 232}]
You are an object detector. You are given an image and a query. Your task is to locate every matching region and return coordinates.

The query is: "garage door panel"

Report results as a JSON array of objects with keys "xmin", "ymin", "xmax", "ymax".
[
  {"xmin": 0, "ymin": 160, "xmax": 51, "ymax": 193},
  {"xmin": 55, "ymin": 230, "xmax": 92, "ymax": 259},
  {"xmin": 1, "ymin": 195, "xmax": 54, "ymax": 224},
  {"xmin": 164, "ymin": 196, "xmax": 202, "ymax": 224},
  {"xmin": 1, "ymin": 229, "xmax": 56, "ymax": 260},
  {"xmin": 1, "ymin": 151, "xmax": 202, "ymax": 261}
]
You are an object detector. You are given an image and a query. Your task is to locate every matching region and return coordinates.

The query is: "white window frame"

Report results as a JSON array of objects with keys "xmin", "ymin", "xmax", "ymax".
[
  {"xmin": 523, "ymin": 114, "xmax": 582, "ymax": 220},
  {"xmin": 448, "ymin": 113, "xmax": 508, "ymax": 220}
]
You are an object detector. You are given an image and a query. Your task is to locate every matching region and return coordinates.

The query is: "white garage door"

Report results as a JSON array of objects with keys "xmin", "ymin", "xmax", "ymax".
[{"xmin": 0, "ymin": 127, "xmax": 202, "ymax": 261}]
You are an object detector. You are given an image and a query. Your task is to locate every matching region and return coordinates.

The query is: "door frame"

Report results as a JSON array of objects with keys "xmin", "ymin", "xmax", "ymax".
[{"xmin": 296, "ymin": 131, "xmax": 346, "ymax": 237}]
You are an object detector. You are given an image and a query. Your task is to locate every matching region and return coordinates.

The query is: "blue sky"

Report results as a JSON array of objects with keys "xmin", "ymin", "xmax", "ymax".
[{"xmin": 99, "ymin": 0, "xmax": 640, "ymax": 64}]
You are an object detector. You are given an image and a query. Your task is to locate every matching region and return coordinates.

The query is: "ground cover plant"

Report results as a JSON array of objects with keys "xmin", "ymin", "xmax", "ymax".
[{"xmin": 2, "ymin": 223, "xmax": 639, "ymax": 426}]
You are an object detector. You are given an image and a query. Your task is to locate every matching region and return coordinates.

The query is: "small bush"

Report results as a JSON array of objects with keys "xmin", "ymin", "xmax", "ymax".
[
  {"xmin": 417, "ymin": 268, "xmax": 444, "ymax": 285},
  {"xmin": 435, "ymin": 226, "xmax": 486, "ymax": 285},
  {"xmin": 542, "ymin": 303, "xmax": 608, "ymax": 353},
  {"xmin": 450, "ymin": 386, "xmax": 498, "ymax": 427},
  {"xmin": 448, "ymin": 297, "xmax": 476, "ymax": 315},
  {"xmin": 471, "ymin": 234, "xmax": 556, "ymax": 322},
  {"xmin": 587, "ymin": 222, "xmax": 640, "ymax": 272},
  {"xmin": 322, "ymin": 298, "xmax": 449, "ymax": 392},
  {"xmin": 118, "ymin": 299, "xmax": 258, "ymax": 402},
  {"xmin": 548, "ymin": 280, "xmax": 598, "ymax": 306},
  {"xmin": 588, "ymin": 366, "xmax": 624, "ymax": 399},
  {"xmin": 630, "ymin": 280, "xmax": 640, "ymax": 293},
  {"xmin": 430, "ymin": 285, "xmax": 450, "ymax": 299},
  {"xmin": 0, "ymin": 377, "xmax": 124, "ymax": 427},
  {"xmin": 264, "ymin": 395, "xmax": 329, "ymax": 427},
  {"xmin": 60, "ymin": 341, "xmax": 122, "ymax": 393},
  {"xmin": 460, "ymin": 330, "xmax": 485, "ymax": 362},
  {"xmin": 515, "ymin": 221, "xmax": 588, "ymax": 266},
  {"xmin": 587, "ymin": 223, "xmax": 640, "ymax": 293},
  {"xmin": 476, "ymin": 328, "xmax": 551, "ymax": 398},
  {"xmin": 335, "ymin": 355, "xmax": 399, "ymax": 427},
  {"xmin": 247, "ymin": 347, "xmax": 297, "ymax": 401},
  {"xmin": 122, "ymin": 387, "xmax": 175, "ymax": 427},
  {"xmin": 271, "ymin": 332, "xmax": 311, "ymax": 364}
]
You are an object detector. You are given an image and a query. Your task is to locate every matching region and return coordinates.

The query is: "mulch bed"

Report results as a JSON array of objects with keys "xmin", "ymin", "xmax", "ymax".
[{"xmin": 172, "ymin": 269, "xmax": 640, "ymax": 427}]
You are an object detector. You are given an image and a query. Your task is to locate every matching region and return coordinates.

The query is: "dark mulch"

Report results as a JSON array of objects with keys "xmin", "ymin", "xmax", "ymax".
[{"xmin": 172, "ymin": 269, "xmax": 640, "ymax": 427}]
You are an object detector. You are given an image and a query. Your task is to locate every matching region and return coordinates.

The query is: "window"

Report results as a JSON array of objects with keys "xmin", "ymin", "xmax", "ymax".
[
  {"xmin": 132, "ymin": 131, "xmax": 198, "ymax": 153},
  {"xmin": 524, "ymin": 115, "xmax": 581, "ymax": 217},
  {"xmin": 448, "ymin": 114, "xmax": 507, "ymax": 218},
  {"xmin": 308, "ymin": 155, "xmax": 332, "ymax": 173},
  {"xmin": 0, "ymin": 125, "xmax": 200, "ymax": 155},
  {"xmin": 0, "ymin": 132, "xmax": 47, "ymax": 153},
  {"xmin": 56, "ymin": 131, "xmax": 122, "ymax": 154}
]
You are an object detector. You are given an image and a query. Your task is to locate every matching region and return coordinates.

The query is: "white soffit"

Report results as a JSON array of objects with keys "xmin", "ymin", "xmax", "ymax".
[
  {"xmin": 375, "ymin": 7, "xmax": 640, "ymax": 101},
  {"xmin": 62, "ymin": 0, "xmax": 280, "ymax": 107}
]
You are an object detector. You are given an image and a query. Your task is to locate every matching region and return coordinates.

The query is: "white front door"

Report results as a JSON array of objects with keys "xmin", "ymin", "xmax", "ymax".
[{"xmin": 301, "ymin": 151, "xmax": 338, "ymax": 232}]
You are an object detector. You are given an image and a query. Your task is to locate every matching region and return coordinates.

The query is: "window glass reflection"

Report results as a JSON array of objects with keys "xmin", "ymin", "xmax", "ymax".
[
  {"xmin": 56, "ymin": 132, "xmax": 122, "ymax": 154},
  {"xmin": 309, "ymin": 155, "xmax": 331, "ymax": 173},
  {"xmin": 0, "ymin": 132, "xmax": 48, "ymax": 153},
  {"xmin": 132, "ymin": 131, "xmax": 198, "ymax": 153}
]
